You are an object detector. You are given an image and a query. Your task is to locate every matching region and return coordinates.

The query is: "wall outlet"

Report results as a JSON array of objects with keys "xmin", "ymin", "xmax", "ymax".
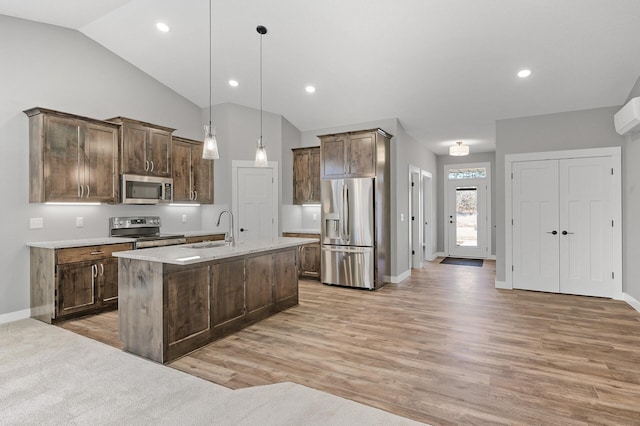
[
  {"xmin": 75, "ymin": 217, "xmax": 84, "ymax": 227},
  {"xmin": 400, "ymin": 213, "xmax": 405, "ymax": 222},
  {"xmin": 181, "ymin": 214, "xmax": 187, "ymax": 223},
  {"xmin": 312, "ymin": 213, "xmax": 318, "ymax": 221},
  {"xmin": 29, "ymin": 218, "xmax": 43, "ymax": 229}
]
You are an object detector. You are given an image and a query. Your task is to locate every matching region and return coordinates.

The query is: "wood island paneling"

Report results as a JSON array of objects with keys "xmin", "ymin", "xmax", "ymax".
[{"xmin": 118, "ymin": 246, "xmax": 299, "ymax": 364}]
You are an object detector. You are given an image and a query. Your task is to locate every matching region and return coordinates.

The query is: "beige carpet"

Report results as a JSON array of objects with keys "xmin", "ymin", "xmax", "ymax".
[{"xmin": 0, "ymin": 319, "xmax": 425, "ymax": 425}]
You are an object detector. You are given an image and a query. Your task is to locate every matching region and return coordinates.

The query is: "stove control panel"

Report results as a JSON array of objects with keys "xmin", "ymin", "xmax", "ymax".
[{"xmin": 110, "ymin": 216, "xmax": 161, "ymax": 229}]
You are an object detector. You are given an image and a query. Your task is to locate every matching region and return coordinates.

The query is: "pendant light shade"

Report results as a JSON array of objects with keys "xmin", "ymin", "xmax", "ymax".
[
  {"xmin": 202, "ymin": 0, "xmax": 219, "ymax": 160},
  {"xmin": 449, "ymin": 141, "xmax": 469, "ymax": 156},
  {"xmin": 202, "ymin": 124, "xmax": 219, "ymax": 159},
  {"xmin": 254, "ymin": 25, "xmax": 268, "ymax": 167}
]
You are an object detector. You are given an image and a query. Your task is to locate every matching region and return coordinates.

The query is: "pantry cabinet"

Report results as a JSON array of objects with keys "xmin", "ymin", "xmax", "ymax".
[
  {"xmin": 108, "ymin": 117, "xmax": 174, "ymax": 178},
  {"xmin": 172, "ymin": 136, "xmax": 214, "ymax": 204},
  {"xmin": 25, "ymin": 108, "xmax": 119, "ymax": 203},
  {"xmin": 30, "ymin": 242, "xmax": 133, "ymax": 323},
  {"xmin": 319, "ymin": 129, "xmax": 391, "ymax": 178},
  {"xmin": 292, "ymin": 147, "xmax": 320, "ymax": 204}
]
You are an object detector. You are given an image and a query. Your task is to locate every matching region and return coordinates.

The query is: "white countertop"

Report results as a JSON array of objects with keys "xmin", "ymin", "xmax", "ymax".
[
  {"xmin": 27, "ymin": 237, "xmax": 137, "ymax": 249},
  {"xmin": 282, "ymin": 229, "xmax": 320, "ymax": 235},
  {"xmin": 113, "ymin": 237, "xmax": 317, "ymax": 266}
]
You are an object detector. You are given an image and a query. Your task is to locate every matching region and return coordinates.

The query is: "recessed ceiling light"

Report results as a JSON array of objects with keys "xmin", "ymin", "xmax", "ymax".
[
  {"xmin": 517, "ymin": 69, "xmax": 532, "ymax": 78},
  {"xmin": 305, "ymin": 85, "xmax": 316, "ymax": 93},
  {"xmin": 156, "ymin": 22, "xmax": 171, "ymax": 33},
  {"xmin": 228, "ymin": 80, "xmax": 239, "ymax": 87}
]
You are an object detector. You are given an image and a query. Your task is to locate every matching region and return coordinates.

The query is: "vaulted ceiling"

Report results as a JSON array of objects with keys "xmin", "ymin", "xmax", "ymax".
[{"xmin": 1, "ymin": 0, "xmax": 639, "ymax": 154}]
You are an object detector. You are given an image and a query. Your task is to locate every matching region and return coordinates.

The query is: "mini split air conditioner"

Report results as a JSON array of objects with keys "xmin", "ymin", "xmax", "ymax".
[{"xmin": 614, "ymin": 97, "xmax": 640, "ymax": 136}]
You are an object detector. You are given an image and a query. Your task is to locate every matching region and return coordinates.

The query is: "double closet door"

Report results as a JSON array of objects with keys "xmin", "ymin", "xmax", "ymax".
[{"xmin": 512, "ymin": 156, "xmax": 615, "ymax": 298}]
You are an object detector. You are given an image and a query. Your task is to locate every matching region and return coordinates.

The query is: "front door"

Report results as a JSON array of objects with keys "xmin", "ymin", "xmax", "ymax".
[
  {"xmin": 236, "ymin": 166, "xmax": 276, "ymax": 243},
  {"xmin": 445, "ymin": 164, "xmax": 490, "ymax": 259}
]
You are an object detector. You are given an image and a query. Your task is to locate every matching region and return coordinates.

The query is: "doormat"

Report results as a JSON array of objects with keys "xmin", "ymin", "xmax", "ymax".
[{"xmin": 440, "ymin": 257, "xmax": 484, "ymax": 267}]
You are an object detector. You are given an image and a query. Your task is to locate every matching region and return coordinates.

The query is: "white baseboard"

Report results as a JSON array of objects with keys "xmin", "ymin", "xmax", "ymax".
[
  {"xmin": 495, "ymin": 280, "xmax": 511, "ymax": 290},
  {"xmin": 0, "ymin": 309, "xmax": 31, "ymax": 325},
  {"xmin": 389, "ymin": 270, "xmax": 411, "ymax": 284},
  {"xmin": 624, "ymin": 293, "xmax": 640, "ymax": 314},
  {"xmin": 434, "ymin": 252, "xmax": 445, "ymax": 258},
  {"xmin": 424, "ymin": 253, "xmax": 439, "ymax": 261}
]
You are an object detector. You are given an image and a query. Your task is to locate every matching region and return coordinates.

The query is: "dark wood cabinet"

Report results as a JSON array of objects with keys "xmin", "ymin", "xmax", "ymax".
[
  {"xmin": 211, "ymin": 258, "xmax": 245, "ymax": 328},
  {"xmin": 30, "ymin": 242, "xmax": 133, "ymax": 323},
  {"xmin": 283, "ymin": 232, "xmax": 321, "ymax": 280},
  {"xmin": 172, "ymin": 136, "xmax": 214, "ymax": 204},
  {"xmin": 166, "ymin": 266, "xmax": 211, "ymax": 345},
  {"xmin": 25, "ymin": 108, "xmax": 119, "ymax": 203},
  {"xmin": 292, "ymin": 147, "xmax": 320, "ymax": 204},
  {"xmin": 108, "ymin": 117, "xmax": 174, "ymax": 178},
  {"xmin": 120, "ymin": 246, "xmax": 299, "ymax": 363},
  {"xmin": 184, "ymin": 234, "xmax": 225, "ymax": 245},
  {"xmin": 319, "ymin": 129, "xmax": 390, "ymax": 178}
]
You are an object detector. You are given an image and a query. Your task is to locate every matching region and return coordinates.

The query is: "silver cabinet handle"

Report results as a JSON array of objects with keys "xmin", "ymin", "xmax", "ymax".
[
  {"xmin": 90, "ymin": 251, "xmax": 105, "ymax": 255},
  {"xmin": 85, "ymin": 185, "xmax": 90, "ymax": 198},
  {"xmin": 92, "ymin": 264, "xmax": 98, "ymax": 278},
  {"xmin": 79, "ymin": 184, "xmax": 84, "ymax": 198},
  {"xmin": 144, "ymin": 160, "xmax": 149, "ymax": 171},
  {"xmin": 189, "ymin": 191, "xmax": 193, "ymax": 201},
  {"xmin": 150, "ymin": 161, "xmax": 154, "ymax": 172},
  {"xmin": 194, "ymin": 190, "xmax": 197, "ymax": 201},
  {"xmin": 100, "ymin": 263, "xmax": 104, "ymax": 276}
]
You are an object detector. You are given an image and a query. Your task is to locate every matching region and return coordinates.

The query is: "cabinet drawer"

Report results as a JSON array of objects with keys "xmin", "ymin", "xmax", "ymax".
[{"xmin": 57, "ymin": 243, "xmax": 133, "ymax": 264}]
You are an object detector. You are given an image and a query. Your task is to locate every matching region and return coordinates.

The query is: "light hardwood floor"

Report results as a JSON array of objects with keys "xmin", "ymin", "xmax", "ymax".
[{"xmin": 60, "ymin": 259, "xmax": 640, "ymax": 425}]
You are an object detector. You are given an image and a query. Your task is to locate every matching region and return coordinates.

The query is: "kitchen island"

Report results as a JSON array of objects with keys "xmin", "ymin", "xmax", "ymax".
[{"xmin": 113, "ymin": 237, "xmax": 315, "ymax": 363}]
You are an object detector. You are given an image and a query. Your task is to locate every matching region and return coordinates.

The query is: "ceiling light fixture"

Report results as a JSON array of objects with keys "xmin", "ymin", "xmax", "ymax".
[
  {"xmin": 228, "ymin": 79, "xmax": 239, "ymax": 87},
  {"xmin": 305, "ymin": 85, "xmax": 316, "ymax": 93},
  {"xmin": 202, "ymin": 0, "xmax": 219, "ymax": 160},
  {"xmin": 254, "ymin": 25, "xmax": 268, "ymax": 167},
  {"xmin": 517, "ymin": 69, "xmax": 532, "ymax": 78},
  {"xmin": 449, "ymin": 141, "xmax": 469, "ymax": 156},
  {"xmin": 156, "ymin": 22, "xmax": 170, "ymax": 33}
]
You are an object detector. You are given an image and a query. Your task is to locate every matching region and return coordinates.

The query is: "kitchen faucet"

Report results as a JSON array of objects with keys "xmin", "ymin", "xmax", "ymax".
[{"xmin": 216, "ymin": 210, "xmax": 235, "ymax": 246}]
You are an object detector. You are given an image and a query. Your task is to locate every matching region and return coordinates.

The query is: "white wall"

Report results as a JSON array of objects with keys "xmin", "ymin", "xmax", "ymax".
[
  {"xmin": 301, "ymin": 118, "xmax": 437, "ymax": 280},
  {"xmin": 495, "ymin": 106, "xmax": 625, "ymax": 284},
  {"xmin": 436, "ymin": 152, "xmax": 496, "ymax": 255},
  {"xmin": 0, "ymin": 15, "xmax": 230, "ymax": 319}
]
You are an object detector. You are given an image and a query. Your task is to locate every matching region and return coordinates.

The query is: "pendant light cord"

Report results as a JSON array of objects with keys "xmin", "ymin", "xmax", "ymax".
[
  {"xmin": 209, "ymin": 0, "xmax": 212, "ymax": 128},
  {"xmin": 260, "ymin": 30, "xmax": 263, "ymax": 143}
]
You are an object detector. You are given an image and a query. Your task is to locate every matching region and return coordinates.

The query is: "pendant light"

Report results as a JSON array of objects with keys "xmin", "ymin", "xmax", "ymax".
[
  {"xmin": 254, "ymin": 25, "xmax": 268, "ymax": 167},
  {"xmin": 449, "ymin": 141, "xmax": 469, "ymax": 156},
  {"xmin": 202, "ymin": 0, "xmax": 219, "ymax": 160}
]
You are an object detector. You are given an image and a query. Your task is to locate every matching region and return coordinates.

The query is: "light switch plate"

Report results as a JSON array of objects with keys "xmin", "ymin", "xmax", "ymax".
[
  {"xmin": 400, "ymin": 213, "xmax": 404, "ymax": 222},
  {"xmin": 76, "ymin": 217, "xmax": 84, "ymax": 227},
  {"xmin": 30, "ymin": 218, "xmax": 43, "ymax": 229},
  {"xmin": 312, "ymin": 213, "xmax": 318, "ymax": 221},
  {"xmin": 181, "ymin": 214, "xmax": 187, "ymax": 223}
]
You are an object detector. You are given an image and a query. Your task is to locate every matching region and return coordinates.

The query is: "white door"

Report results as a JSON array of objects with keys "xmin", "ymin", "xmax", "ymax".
[
  {"xmin": 410, "ymin": 171, "xmax": 421, "ymax": 267},
  {"xmin": 421, "ymin": 172, "xmax": 432, "ymax": 262},
  {"xmin": 512, "ymin": 157, "xmax": 614, "ymax": 297},
  {"xmin": 236, "ymin": 166, "xmax": 275, "ymax": 243},
  {"xmin": 559, "ymin": 157, "xmax": 613, "ymax": 297},
  {"xmin": 512, "ymin": 160, "xmax": 560, "ymax": 292},
  {"xmin": 446, "ymin": 176, "xmax": 488, "ymax": 258}
]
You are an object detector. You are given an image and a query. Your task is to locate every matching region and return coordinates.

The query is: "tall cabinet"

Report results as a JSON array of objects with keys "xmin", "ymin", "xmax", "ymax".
[
  {"xmin": 318, "ymin": 128, "xmax": 392, "ymax": 289},
  {"xmin": 292, "ymin": 147, "xmax": 320, "ymax": 204}
]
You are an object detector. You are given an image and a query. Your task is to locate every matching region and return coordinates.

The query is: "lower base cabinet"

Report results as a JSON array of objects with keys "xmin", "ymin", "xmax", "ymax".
[
  {"xmin": 30, "ymin": 243, "xmax": 133, "ymax": 323},
  {"xmin": 283, "ymin": 232, "xmax": 320, "ymax": 280},
  {"xmin": 119, "ymin": 247, "xmax": 299, "ymax": 363}
]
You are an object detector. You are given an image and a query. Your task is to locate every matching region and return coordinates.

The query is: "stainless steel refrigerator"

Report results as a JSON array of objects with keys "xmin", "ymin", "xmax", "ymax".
[{"xmin": 321, "ymin": 178, "xmax": 376, "ymax": 289}]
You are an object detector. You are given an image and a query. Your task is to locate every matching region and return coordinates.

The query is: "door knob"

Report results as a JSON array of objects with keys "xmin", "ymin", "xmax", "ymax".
[
  {"xmin": 562, "ymin": 231, "xmax": 574, "ymax": 235},
  {"xmin": 547, "ymin": 230, "xmax": 558, "ymax": 235},
  {"xmin": 240, "ymin": 228, "xmax": 248, "ymax": 232}
]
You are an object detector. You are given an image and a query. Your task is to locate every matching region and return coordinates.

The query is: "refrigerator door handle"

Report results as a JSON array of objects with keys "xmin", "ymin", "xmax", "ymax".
[
  {"xmin": 345, "ymin": 186, "xmax": 350, "ymax": 241},
  {"xmin": 341, "ymin": 183, "xmax": 347, "ymax": 241}
]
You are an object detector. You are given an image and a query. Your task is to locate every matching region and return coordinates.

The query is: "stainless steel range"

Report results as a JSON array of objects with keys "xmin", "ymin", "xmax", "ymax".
[{"xmin": 109, "ymin": 216, "xmax": 186, "ymax": 249}]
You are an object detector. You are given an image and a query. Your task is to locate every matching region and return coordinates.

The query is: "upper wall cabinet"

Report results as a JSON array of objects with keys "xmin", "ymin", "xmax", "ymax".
[
  {"xmin": 108, "ymin": 117, "xmax": 174, "ymax": 178},
  {"xmin": 292, "ymin": 146, "xmax": 320, "ymax": 204},
  {"xmin": 25, "ymin": 108, "xmax": 119, "ymax": 203},
  {"xmin": 172, "ymin": 136, "xmax": 214, "ymax": 204},
  {"xmin": 319, "ymin": 129, "xmax": 391, "ymax": 178}
]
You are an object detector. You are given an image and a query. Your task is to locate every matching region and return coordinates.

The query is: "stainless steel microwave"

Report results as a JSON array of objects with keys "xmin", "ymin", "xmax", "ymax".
[{"xmin": 120, "ymin": 174, "xmax": 173, "ymax": 204}]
